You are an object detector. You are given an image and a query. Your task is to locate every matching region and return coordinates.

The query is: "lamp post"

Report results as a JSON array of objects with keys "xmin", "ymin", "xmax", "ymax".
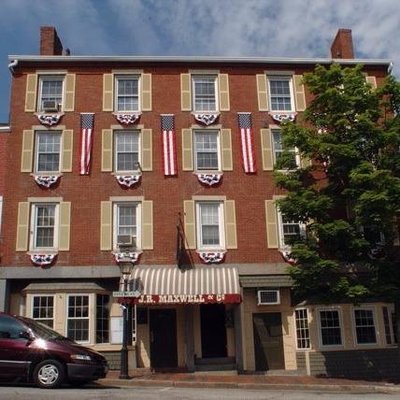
[{"xmin": 118, "ymin": 261, "xmax": 134, "ymax": 379}]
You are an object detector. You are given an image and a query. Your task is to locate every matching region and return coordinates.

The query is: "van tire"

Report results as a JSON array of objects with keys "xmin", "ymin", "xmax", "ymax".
[{"xmin": 33, "ymin": 359, "xmax": 65, "ymax": 389}]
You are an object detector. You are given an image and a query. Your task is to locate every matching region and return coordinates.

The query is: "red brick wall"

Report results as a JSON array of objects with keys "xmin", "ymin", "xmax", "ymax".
[
  {"xmin": 0, "ymin": 131, "xmax": 8, "ymax": 193},
  {"xmin": 2, "ymin": 62, "xmax": 388, "ymax": 268}
]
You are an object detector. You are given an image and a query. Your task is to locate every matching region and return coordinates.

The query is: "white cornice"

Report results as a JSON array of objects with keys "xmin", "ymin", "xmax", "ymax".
[{"xmin": 7, "ymin": 54, "xmax": 391, "ymax": 67}]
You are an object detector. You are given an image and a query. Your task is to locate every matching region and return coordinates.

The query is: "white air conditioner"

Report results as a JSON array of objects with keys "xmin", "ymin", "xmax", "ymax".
[
  {"xmin": 257, "ymin": 289, "xmax": 280, "ymax": 305},
  {"xmin": 42, "ymin": 100, "xmax": 59, "ymax": 112},
  {"xmin": 117, "ymin": 235, "xmax": 136, "ymax": 249}
]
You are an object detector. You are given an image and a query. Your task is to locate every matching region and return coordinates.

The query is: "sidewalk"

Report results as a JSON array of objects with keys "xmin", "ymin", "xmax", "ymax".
[{"xmin": 97, "ymin": 370, "xmax": 400, "ymax": 394}]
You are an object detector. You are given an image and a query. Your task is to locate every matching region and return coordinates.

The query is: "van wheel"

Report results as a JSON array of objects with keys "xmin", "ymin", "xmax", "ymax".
[{"xmin": 33, "ymin": 360, "xmax": 65, "ymax": 389}]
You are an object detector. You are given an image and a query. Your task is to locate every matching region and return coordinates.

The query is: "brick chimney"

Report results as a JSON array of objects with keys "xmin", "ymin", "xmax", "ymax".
[
  {"xmin": 330, "ymin": 28, "xmax": 354, "ymax": 59},
  {"xmin": 40, "ymin": 26, "xmax": 63, "ymax": 55}
]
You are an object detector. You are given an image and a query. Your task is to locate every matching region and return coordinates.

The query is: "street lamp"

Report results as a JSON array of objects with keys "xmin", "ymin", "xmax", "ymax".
[{"xmin": 118, "ymin": 261, "xmax": 134, "ymax": 379}]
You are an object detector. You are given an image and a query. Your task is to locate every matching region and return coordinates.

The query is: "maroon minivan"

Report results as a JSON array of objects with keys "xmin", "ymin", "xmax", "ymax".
[{"xmin": 0, "ymin": 312, "xmax": 108, "ymax": 388}]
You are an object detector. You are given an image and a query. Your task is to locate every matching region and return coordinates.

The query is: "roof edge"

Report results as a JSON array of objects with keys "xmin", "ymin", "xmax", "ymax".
[{"xmin": 7, "ymin": 55, "xmax": 392, "ymax": 66}]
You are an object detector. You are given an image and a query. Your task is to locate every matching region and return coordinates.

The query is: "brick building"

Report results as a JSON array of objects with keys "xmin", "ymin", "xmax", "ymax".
[{"xmin": 0, "ymin": 26, "xmax": 398, "ymax": 378}]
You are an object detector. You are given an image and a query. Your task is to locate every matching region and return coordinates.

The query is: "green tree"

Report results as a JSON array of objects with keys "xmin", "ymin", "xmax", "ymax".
[{"xmin": 274, "ymin": 64, "xmax": 400, "ymax": 347}]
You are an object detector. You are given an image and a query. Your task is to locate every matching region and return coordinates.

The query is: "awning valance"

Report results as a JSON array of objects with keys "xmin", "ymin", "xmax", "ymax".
[{"xmin": 123, "ymin": 265, "xmax": 241, "ymax": 304}]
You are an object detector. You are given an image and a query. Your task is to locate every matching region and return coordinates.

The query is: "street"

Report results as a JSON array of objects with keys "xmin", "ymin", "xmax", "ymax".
[{"xmin": 0, "ymin": 384, "xmax": 399, "ymax": 400}]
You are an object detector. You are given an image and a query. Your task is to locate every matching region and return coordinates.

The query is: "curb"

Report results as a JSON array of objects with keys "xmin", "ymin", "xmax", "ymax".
[{"xmin": 97, "ymin": 378, "xmax": 400, "ymax": 394}]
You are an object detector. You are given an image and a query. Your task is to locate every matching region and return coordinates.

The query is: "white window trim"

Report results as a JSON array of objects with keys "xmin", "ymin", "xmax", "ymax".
[
  {"xmin": 317, "ymin": 307, "xmax": 344, "ymax": 349},
  {"xmin": 113, "ymin": 202, "xmax": 142, "ymax": 251},
  {"xmin": 271, "ymin": 127, "xmax": 300, "ymax": 170},
  {"xmin": 352, "ymin": 305, "xmax": 378, "ymax": 346},
  {"xmin": 114, "ymin": 74, "xmax": 141, "ymax": 113},
  {"xmin": 192, "ymin": 74, "xmax": 219, "ymax": 112},
  {"xmin": 29, "ymin": 202, "xmax": 60, "ymax": 252},
  {"xmin": 277, "ymin": 210, "xmax": 306, "ymax": 249},
  {"xmin": 65, "ymin": 293, "xmax": 92, "ymax": 344},
  {"xmin": 193, "ymin": 129, "xmax": 221, "ymax": 172},
  {"xmin": 30, "ymin": 294, "xmax": 56, "ymax": 328},
  {"xmin": 113, "ymin": 130, "xmax": 141, "ymax": 174},
  {"xmin": 294, "ymin": 308, "xmax": 311, "ymax": 350},
  {"xmin": 267, "ymin": 75, "xmax": 295, "ymax": 112},
  {"xmin": 196, "ymin": 201, "xmax": 225, "ymax": 250},
  {"xmin": 38, "ymin": 74, "xmax": 65, "ymax": 113},
  {"xmin": 34, "ymin": 130, "xmax": 62, "ymax": 174}
]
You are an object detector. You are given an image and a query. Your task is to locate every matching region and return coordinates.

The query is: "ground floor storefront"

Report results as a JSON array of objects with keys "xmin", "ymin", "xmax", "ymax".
[{"xmin": 0, "ymin": 264, "xmax": 398, "ymax": 378}]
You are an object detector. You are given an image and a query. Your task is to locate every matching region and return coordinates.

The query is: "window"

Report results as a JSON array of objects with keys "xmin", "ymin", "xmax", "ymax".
[
  {"xmin": 295, "ymin": 309, "xmax": 311, "ymax": 349},
  {"xmin": 115, "ymin": 75, "xmax": 139, "ymax": 112},
  {"xmin": 35, "ymin": 131, "xmax": 61, "ymax": 173},
  {"xmin": 0, "ymin": 315, "xmax": 25, "ymax": 339},
  {"xmin": 268, "ymin": 76, "xmax": 294, "ymax": 112},
  {"xmin": 96, "ymin": 294, "xmax": 110, "ymax": 344},
  {"xmin": 31, "ymin": 203, "xmax": 58, "ymax": 250},
  {"xmin": 278, "ymin": 212, "xmax": 304, "ymax": 248},
  {"xmin": 354, "ymin": 308, "xmax": 377, "ymax": 344},
  {"xmin": 67, "ymin": 295, "xmax": 89, "ymax": 342},
  {"xmin": 194, "ymin": 130, "xmax": 220, "ymax": 171},
  {"xmin": 101, "ymin": 128, "xmax": 152, "ymax": 173},
  {"xmin": 319, "ymin": 309, "xmax": 342, "ymax": 346},
  {"xmin": 196, "ymin": 202, "xmax": 224, "ymax": 249},
  {"xmin": 272, "ymin": 129, "xmax": 298, "ymax": 169},
  {"xmin": 38, "ymin": 75, "xmax": 64, "ymax": 112},
  {"xmin": 32, "ymin": 295, "xmax": 54, "ymax": 328},
  {"xmin": 114, "ymin": 130, "xmax": 140, "ymax": 173},
  {"xmin": 192, "ymin": 75, "xmax": 217, "ymax": 112},
  {"xmin": 114, "ymin": 202, "xmax": 140, "ymax": 249}
]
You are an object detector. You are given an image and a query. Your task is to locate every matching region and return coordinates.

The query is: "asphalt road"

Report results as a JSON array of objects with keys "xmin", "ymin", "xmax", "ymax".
[{"xmin": 0, "ymin": 384, "xmax": 398, "ymax": 400}]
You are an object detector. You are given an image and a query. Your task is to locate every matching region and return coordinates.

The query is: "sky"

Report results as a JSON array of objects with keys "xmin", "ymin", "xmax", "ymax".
[{"xmin": 1, "ymin": 0, "xmax": 399, "ymax": 123}]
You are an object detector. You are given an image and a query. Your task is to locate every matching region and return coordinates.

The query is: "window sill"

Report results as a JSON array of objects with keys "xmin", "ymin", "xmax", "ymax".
[{"xmin": 197, "ymin": 250, "xmax": 226, "ymax": 264}]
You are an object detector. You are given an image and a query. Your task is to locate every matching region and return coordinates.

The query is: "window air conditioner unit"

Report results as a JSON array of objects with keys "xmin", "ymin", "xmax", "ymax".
[
  {"xmin": 117, "ymin": 235, "xmax": 136, "ymax": 250},
  {"xmin": 257, "ymin": 289, "xmax": 280, "ymax": 305},
  {"xmin": 42, "ymin": 100, "xmax": 59, "ymax": 112}
]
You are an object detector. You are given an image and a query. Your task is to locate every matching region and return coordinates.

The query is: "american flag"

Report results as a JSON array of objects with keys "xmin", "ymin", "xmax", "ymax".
[
  {"xmin": 79, "ymin": 113, "xmax": 94, "ymax": 175},
  {"xmin": 161, "ymin": 114, "xmax": 177, "ymax": 176},
  {"xmin": 238, "ymin": 112, "xmax": 256, "ymax": 173}
]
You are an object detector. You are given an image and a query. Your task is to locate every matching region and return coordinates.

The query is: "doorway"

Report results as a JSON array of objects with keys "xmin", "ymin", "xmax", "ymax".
[
  {"xmin": 200, "ymin": 304, "xmax": 227, "ymax": 358},
  {"xmin": 252, "ymin": 312, "xmax": 285, "ymax": 370},
  {"xmin": 149, "ymin": 309, "xmax": 177, "ymax": 368}
]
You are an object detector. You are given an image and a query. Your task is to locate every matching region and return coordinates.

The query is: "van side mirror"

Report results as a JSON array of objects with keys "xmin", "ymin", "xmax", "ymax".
[{"xmin": 19, "ymin": 330, "xmax": 34, "ymax": 342}]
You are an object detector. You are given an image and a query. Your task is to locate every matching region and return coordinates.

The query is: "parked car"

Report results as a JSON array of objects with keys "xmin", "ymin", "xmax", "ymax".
[{"xmin": 0, "ymin": 312, "xmax": 108, "ymax": 388}]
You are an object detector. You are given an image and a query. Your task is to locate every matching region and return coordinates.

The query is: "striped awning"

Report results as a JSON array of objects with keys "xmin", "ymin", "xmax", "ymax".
[{"xmin": 125, "ymin": 265, "xmax": 241, "ymax": 304}]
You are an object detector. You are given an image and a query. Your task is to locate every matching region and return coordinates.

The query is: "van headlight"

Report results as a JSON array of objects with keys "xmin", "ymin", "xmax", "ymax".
[{"xmin": 71, "ymin": 354, "xmax": 92, "ymax": 361}]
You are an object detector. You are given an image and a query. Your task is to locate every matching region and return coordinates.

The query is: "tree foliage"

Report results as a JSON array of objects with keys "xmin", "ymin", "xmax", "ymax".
[{"xmin": 275, "ymin": 64, "xmax": 400, "ymax": 304}]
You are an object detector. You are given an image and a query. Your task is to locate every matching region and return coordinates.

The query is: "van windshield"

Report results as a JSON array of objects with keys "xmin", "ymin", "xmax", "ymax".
[{"xmin": 18, "ymin": 317, "xmax": 72, "ymax": 341}]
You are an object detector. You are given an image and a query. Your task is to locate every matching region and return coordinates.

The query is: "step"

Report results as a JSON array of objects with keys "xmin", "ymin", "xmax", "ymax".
[
  {"xmin": 195, "ymin": 363, "xmax": 237, "ymax": 372},
  {"xmin": 195, "ymin": 357, "xmax": 236, "ymax": 366}
]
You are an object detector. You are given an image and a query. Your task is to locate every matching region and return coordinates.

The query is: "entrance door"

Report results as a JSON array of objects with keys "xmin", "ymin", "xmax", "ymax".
[
  {"xmin": 252, "ymin": 312, "xmax": 285, "ymax": 370},
  {"xmin": 200, "ymin": 304, "xmax": 227, "ymax": 358},
  {"xmin": 149, "ymin": 309, "xmax": 177, "ymax": 369}
]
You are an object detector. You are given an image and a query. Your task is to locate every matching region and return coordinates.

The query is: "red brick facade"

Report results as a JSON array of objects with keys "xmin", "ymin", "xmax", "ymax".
[
  {"xmin": 0, "ymin": 27, "xmax": 394, "ymax": 375},
  {"xmin": 2, "ymin": 31, "xmax": 388, "ymax": 269}
]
